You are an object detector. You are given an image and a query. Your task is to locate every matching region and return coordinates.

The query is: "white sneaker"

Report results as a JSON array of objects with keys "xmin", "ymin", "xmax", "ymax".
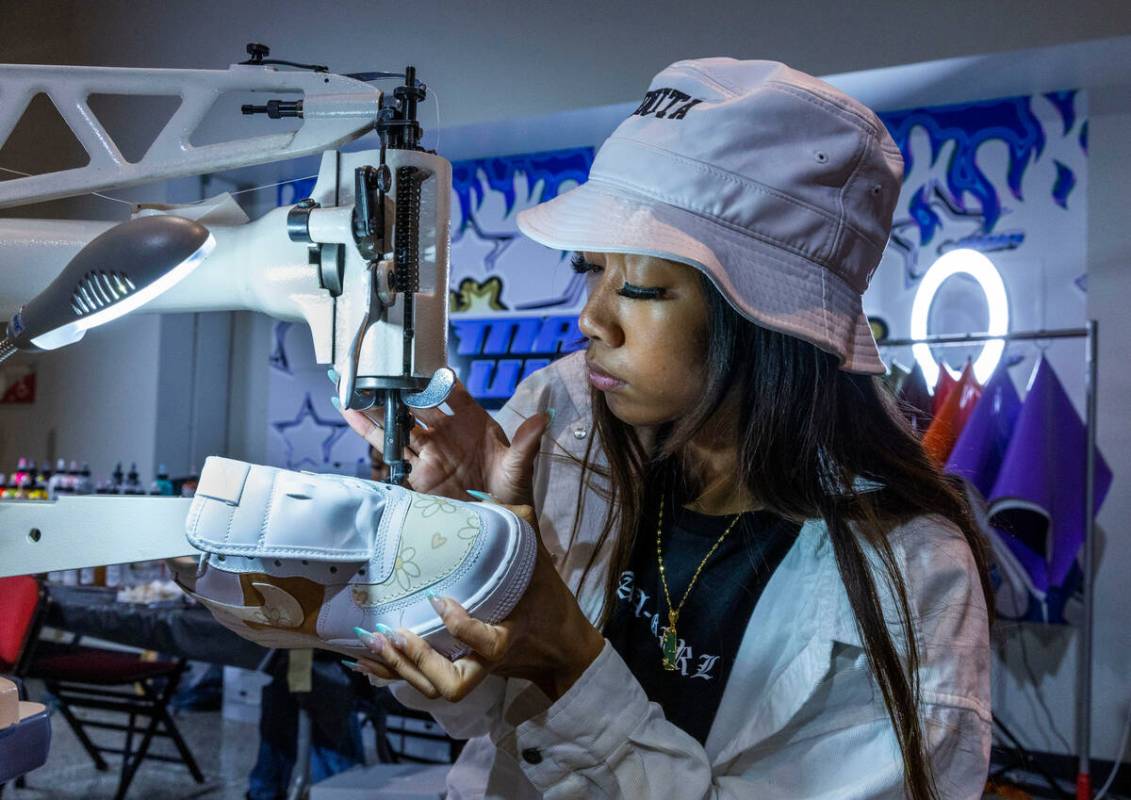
[{"xmin": 175, "ymin": 456, "xmax": 537, "ymax": 659}]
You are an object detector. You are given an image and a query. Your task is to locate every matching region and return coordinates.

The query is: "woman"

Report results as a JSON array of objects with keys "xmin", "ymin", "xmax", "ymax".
[{"xmin": 340, "ymin": 59, "xmax": 992, "ymax": 799}]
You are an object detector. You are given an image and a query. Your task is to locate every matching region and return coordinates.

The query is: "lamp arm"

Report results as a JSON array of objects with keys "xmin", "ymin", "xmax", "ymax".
[{"xmin": 0, "ymin": 62, "xmax": 383, "ymax": 209}]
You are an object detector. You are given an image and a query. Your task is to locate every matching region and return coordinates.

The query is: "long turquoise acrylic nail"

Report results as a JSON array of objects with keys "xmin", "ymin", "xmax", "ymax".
[
  {"xmin": 374, "ymin": 623, "xmax": 406, "ymax": 648},
  {"xmin": 330, "ymin": 396, "xmax": 342, "ymax": 411},
  {"xmin": 466, "ymin": 489, "xmax": 495, "ymax": 502},
  {"xmin": 341, "ymin": 659, "xmax": 359, "ymax": 670},
  {"xmin": 353, "ymin": 626, "xmax": 378, "ymax": 647},
  {"xmin": 545, "ymin": 407, "xmax": 557, "ymax": 425},
  {"xmin": 327, "ymin": 367, "xmax": 339, "ymax": 383},
  {"xmin": 426, "ymin": 591, "xmax": 447, "ymax": 616}
]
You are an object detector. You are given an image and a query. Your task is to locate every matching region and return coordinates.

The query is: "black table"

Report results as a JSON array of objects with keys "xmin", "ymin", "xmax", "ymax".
[
  {"xmin": 41, "ymin": 585, "xmax": 414, "ymax": 800},
  {"xmin": 43, "ymin": 584, "xmax": 267, "ymax": 669}
]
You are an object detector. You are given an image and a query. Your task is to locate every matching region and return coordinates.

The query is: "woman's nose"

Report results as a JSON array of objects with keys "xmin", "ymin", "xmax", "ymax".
[{"xmin": 577, "ymin": 282, "xmax": 624, "ymax": 348}]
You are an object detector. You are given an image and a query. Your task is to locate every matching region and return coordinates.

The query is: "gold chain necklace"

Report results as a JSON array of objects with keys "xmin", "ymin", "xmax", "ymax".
[{"xmin": 655, "ymin": 497, "xmax": 743, "ymax": 671}]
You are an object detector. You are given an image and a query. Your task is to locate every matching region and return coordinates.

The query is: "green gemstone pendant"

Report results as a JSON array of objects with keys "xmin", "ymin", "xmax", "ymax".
[
  {"xmin": 661, "ymin": 628, "xmax": 678, "ymax": 670},
  {"xmin": 661, "ymin": 610, "xmax": 680, "ymax": 670}
]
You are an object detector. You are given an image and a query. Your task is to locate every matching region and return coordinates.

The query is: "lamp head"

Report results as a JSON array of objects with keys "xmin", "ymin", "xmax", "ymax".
[{"xmin": 3, "ymin": 215, "xmax": 213, "ymax": 358}]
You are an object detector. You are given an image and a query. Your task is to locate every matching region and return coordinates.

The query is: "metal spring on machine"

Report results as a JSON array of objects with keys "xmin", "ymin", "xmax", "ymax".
[{"xmin": 393, "ymin": 166, "xmax": 422, "ymax": 293}]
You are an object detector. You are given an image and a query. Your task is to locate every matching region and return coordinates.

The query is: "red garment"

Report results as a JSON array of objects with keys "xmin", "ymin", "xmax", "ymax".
[
  {"xmin": 931, "ymin": 363, "xmax": 958, "ymax": 417},
  {"xmin": 923, "ymin": 361, "xmax": 983, "ymax": 465},
  {"xmin": 0, "ymin": 576, "xmax": 40, "ymax": 672}
]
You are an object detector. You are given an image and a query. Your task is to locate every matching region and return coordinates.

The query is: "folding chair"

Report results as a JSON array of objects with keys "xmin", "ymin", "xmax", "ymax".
[
  {"xmin": 0, "ymin": 577, "xmax": 205, "ymax": 800},
  {"xmin": 347, "ymin": 669, "xmax": 462, "ymax": 765}
]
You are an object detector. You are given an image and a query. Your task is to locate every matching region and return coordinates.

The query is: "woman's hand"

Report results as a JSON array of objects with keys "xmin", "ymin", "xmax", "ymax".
[
  {"xmin": 354, "ymin": 505, "xmax": 605, "ymax": 703},
  {"xmin": 335, "ymin": 376, "xmax": 549, "ymax": 506}
]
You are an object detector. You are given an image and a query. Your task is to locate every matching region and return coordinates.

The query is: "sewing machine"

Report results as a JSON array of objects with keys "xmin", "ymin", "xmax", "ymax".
[{"xmin": 0, "ymin": 46, "xmax": 453, "ymax": 578}]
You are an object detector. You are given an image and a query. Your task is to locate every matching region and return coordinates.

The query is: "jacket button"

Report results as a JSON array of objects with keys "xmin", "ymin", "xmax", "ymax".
[
  {"xmin": 521, "ymin": 747, "xmax": 543, "ymax": 765},
  {"xmin": 572, "ymin": 428, "xmax": 587, "ymax": 440}
]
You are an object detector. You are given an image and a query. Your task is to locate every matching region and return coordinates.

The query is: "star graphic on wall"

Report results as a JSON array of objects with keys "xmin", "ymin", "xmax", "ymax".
[{"xmin": 270, "ymin": 392, "xmax": 349, "ymax": 470}]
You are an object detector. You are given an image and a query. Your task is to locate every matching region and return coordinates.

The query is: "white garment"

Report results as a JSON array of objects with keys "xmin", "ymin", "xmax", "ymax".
[{"xmin": 391, "ymin": 351, "xmax": 991, "ymax": 799}]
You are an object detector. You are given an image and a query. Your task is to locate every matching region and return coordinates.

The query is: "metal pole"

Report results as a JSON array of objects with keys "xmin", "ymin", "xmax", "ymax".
[
  {"xmin": 286, "ymin": 708, "xmax": 312, "ymax": 800},
  {"xmin": 880, "ymin": 327, "xmax": 1088, "ymax": 348},
  {"xmin": 1077, "ymin": 319, "xmax": 1099, "ymax": 800}
]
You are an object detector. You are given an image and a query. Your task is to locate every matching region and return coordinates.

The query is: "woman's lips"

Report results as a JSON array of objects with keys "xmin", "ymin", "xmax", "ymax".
[{"xmin": 587, "ymin": 362, "xmax": 626, "ymax": 392}]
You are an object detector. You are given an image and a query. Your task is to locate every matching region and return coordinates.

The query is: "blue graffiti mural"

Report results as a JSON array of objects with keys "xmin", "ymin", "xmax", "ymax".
[
  {"xmin": 445, "ymin": 149, "xmax": 595, "ymax": 406},
  {"xmin": 879, "ymin": 96, "xmax": 1046, "ymax": 234},
  {"xmin": 888, "ymin": 182, "xmax": 1025, "ymax": 284},
  {"xmin": 448, "ymin": 315, "xmax": 586, "ymax": 409},
  {"xmin": 457, "ymin": 212, "xmax": 519, "ymax": 274},
  {"xmin": 907, "ymin": 185, "xmax": 943, "ymax": 247},
  {"xmin": 1051, "ymin": 160, "xmax": 1077, "ymax": 209},
  {"xmin": 1043, "ymin": 90, "xmax": 1077, "ymax": 136},
  {"xmin": 450, "ymin": 148, "xmax": 593, "ymax": 231},
  {"xmin": 880, "ymin": 92, "xmax": 1085, "ymax": 279}
]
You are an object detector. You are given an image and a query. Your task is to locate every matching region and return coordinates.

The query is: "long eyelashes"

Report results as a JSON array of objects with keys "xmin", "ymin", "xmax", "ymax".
[
  {"xmin": 569, "ymin": 252, "xmax": 592, "ymax": 274},
  {"xmin": 570, "ymin": 253, "xmax": 667, "ymax": 300},
  {"xmin": 618, "ymin": 284, "xmax": 666, "ymax": 300}
]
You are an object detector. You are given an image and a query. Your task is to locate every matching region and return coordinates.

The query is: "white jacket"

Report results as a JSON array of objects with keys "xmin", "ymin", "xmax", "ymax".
[{"xmin": 392, "ymin": 351, "xmax": 991, "ymax": 799}]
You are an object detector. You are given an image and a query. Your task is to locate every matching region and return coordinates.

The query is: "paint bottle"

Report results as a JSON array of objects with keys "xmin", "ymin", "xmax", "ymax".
[
  {"xmin": 66, "ymin": 460, "xmax": 81, "ymax": 494},
  {"xmin": 180, "ymin": 465, "xmax": 199, "ymax": 498},
  {"xmin": 30, "ymin": 461, "xmax": 50, "ymax": 501},
  {"xmin": 2, "ymin": 470, "xmax": 16, "ymax": 499},
  {"xmin": 8, "ymin": 458, "xmax": 29, "ymax": 498},
  {"xmin": 11, "ymin": 469, "xmax": 29, "ymax": 500},
  {"xmin": 46, "ymin": 458, "xmax": 67, "ymax": 500},
  {"xmin": 122, "ymin": 462, "xmax": 144, "ymax": 496},
  {"xmin": 149, "ymin": 464, "xmax": 174, "ymax": 496},
  {"xmin": 74, "ymin": 463, "xmax": 93, "ymax": 495}
]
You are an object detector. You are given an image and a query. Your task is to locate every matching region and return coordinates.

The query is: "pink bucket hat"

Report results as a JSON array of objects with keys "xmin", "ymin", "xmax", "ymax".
[{"xmin": 516, "ymin": 58, "xmax": 903, "ymax": 374}]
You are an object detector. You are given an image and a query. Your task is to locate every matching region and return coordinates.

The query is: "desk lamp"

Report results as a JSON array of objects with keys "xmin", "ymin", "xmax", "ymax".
[{"xmin": 0, "ymin": 215, "xmax": 214, "ymax": 363}]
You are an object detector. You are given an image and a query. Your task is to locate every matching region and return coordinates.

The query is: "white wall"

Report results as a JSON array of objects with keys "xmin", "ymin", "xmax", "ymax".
[
  {"xmin": 0, "ymin": 315, "xmax": 162, "ymax": 483},
  {"xmin": 1081, "ymin": 88, "xmax": 1131, "ymax": 765}
]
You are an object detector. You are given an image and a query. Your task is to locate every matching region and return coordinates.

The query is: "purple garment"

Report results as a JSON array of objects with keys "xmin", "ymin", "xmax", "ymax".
[
  {"xmin": 988, "ymin": 357, "xmax": 1112, "ymax": 591},
  {"xmin": 945, "ymin": 366, "xmax": 1023, "ymax": 498}
]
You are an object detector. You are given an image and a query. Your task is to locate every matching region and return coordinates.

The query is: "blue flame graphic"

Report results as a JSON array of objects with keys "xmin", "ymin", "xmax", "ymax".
[
  {"xmin": 1043, "ymin": 90, "xmax": 1077, "ymax": 136},
  {"xmin": 880, "ymin": 96, "xmax": 1046, "ymax": 233},
  {"xmin": 1051, "ymin": 160, "xmax": 1076, "ymax": 209},
  {"xmin": 451, "ymin": 147, "xmax": 594, "ymax": 230}
]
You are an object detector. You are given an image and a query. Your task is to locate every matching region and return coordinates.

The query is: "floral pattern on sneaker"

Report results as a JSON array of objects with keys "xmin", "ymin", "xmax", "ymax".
[{"xmin": 350, "ymin": 493, "xmax": 481, "ymax": 608}]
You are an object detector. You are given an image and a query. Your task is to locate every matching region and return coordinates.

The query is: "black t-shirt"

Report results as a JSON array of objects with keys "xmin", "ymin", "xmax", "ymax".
[{"xmin": 604, "ymin": 496, "xmax": 801, "ymax": 745}]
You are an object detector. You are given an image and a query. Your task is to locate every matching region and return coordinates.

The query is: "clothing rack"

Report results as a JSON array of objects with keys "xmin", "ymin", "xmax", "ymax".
[{"xmin": 879, "ymin": 322, "xmax": 1099, "ymax": 798}]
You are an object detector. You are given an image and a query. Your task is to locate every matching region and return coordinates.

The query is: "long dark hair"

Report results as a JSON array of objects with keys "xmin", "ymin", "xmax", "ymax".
[{"xmin": 568, "ymin": 273, "xmax": 992, "ymax": 800}]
